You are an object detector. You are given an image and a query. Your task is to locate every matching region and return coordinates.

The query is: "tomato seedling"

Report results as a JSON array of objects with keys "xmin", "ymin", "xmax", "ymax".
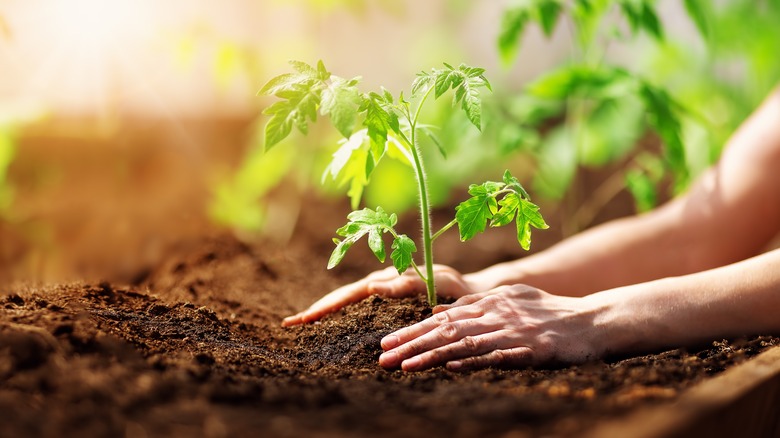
[{"xmin": 259, "ymin": 60, "xmax": 548, "ymax": 306}]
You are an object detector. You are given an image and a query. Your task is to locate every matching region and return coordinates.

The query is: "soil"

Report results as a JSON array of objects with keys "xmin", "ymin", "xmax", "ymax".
[
  {"xmin": 1, "ymin": 233, "xmax": 778, "ymax": 438},
  {"xmin": 1, "ymin": 119, "xmax": 778, "ymax": 437}
]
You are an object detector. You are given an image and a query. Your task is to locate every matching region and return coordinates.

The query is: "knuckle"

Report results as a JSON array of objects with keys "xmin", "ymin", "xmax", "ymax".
[
  {"xmin": 460, "ymin": 336, "xmax": 481, "ymax": 353},
  {"xmin": 438, "ymin": 323, "xmax": 459, "ymax": 341},
  {"xmin": 433, "ymin": 312, "xmax": 451, "ymax": 324},
  {"xmin": 491, "ymin": 349, "xmax": 507, "ymax": 364}
]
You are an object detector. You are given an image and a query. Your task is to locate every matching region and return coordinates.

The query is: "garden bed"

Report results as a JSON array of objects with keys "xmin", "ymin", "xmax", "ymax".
[
  {"xmin": 2, "ymin": 233, "xmax": 779, "ymax": 438},
  {"xmin": 2, "ymin": 122, "xmax": 779, "ymax": 437}
]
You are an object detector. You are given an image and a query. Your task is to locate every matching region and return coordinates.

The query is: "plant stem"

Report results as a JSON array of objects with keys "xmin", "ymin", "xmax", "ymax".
[
  {"xmin": 408, "ymin": 86, "xmax": 437, "ymax": 306},
  {"xmin": 431, "ymin": 219, "xmax": 457, "ymax": 242}
]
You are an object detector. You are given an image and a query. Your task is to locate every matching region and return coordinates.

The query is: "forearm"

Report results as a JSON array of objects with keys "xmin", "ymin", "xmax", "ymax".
[
  {"xmin": 588, "ymin": 248, "xmax": 780, "ymax": 356},
  {"xmin": 465, "ymin": 210, "xmax": 686, "ymax": 296},
  {"xmin": 466, "ymin": 87, "xmax": 780, "ymax": 297}
]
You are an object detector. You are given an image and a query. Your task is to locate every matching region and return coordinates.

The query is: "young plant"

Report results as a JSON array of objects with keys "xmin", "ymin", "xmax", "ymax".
[{"xmin": 259, "ymin": 60, "xmax": 548, "ymax": 306}]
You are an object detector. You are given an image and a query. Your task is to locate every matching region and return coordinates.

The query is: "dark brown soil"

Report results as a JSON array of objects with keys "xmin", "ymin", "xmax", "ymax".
[
  {"xmin": 2, "ymin": 119, "xmax": 778, "ymax": 437},
  {"xmin": 1, "ymin": 234, "xmax": 778, "ymax": 438}
]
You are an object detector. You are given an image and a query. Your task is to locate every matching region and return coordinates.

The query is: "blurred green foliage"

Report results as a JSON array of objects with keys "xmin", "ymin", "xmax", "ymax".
[
  {"xmin": 207, "ymin": 0, "xmax": 779, "ymax": 239},
  {"xmin": 648, "ymin": 0, "xmax": 780, "ymax": 175},
  {"xmin": 490, "ymin": 0, "xmax": 700, "ymax": 229},
  {"xmin": 490, "ymin": 0, "xmax": 780, "ymax": 230},
  {"xmin": 0, "ymin": 126, "xmax": 15, "ymax": 219}
]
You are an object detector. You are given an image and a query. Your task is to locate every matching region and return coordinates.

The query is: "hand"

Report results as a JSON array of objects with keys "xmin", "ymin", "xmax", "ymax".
[
  {"xmin": 282, "ymin": 265, "xmax": 480, "ymax": 327},
  {"xmin": 378, "ymin": 285, "xmax": 602, "ymax": 371}
]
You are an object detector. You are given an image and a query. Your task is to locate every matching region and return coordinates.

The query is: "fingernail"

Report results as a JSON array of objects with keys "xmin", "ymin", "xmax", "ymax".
[
  {"xmin": 447, "ymin": 361, "xmax": 462, "ymax": 371},
  {"xmin": 381, "ymin": 335, "xmax": 400, "ymax": 350},
  {"xmin": 402, "ymin": 356, "xmax": 421, "ymax": 371},
  {"xmin": 379, "ymin": 351, "xmax": 399, "ymax": 367}
]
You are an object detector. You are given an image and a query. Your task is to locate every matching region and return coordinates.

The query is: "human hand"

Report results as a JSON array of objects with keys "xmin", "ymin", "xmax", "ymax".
[
  {"xmin": 282, "ymin": 265, "xmax": 480, "ymax": 327},
  {"xmin": 378, "ymin": 285, "xmax": 602, "ymax": 371}
]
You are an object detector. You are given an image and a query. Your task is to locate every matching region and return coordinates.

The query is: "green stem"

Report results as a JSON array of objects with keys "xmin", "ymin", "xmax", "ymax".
[
  {"xmin": 408, "ymin": 86, "xmax": 437, "ymax": 306},
  {"xmin": 431, "ymin": 219, "xmax": 457, "ymax": 242}
]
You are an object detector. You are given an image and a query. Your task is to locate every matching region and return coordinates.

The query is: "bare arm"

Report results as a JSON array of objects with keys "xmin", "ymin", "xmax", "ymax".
[
  {"xmin": 378, "ymin": 247, "xmax": 780, "ymax": 371},
  {"xmin": 468, "ymin": 87, "xmax": 780, "ymax": 296},
  {"xmin": 283, "ymin": 87, "xmax": 780, "ymax": 326}
]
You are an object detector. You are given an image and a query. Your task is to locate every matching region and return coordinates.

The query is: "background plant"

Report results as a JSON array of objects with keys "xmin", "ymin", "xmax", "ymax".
[
  {"xmin": 0, "ymin": 125, "xmax": 14, "ymax": 220},
  {"xmin": 259, "ymin": 60, "xmax": 547, "ymax": 305}
]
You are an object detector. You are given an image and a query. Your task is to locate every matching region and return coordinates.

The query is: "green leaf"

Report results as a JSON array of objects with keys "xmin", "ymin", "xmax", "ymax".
[
  {"xmin": 291, "ymin": 60, "xmax": 320, "ymax": 77},
  {"xmin": 321, "ymin": 76, "xmax": 361, "ymax": 138},
  {"xmin": 323, "ymin": 131, "xmax": 373, "ymax": 209},
  {"xmin": 639, "ymin": 84, "xmax": 688, "ymax": 186},
  {"xmin": 328, "ymin": 207, "xmax": 398, "ymax": 269},
  {"xmin": 262, "ymin": 101, "xmax": 294, "ymax": 150},
  {"xmin": 516, "ymin": 198, "xmax": 549, "ymax": 250},
  {"xmin": 578, "ymin": 97, "xmax": 644, "ymax": 166},
  {"xmin": 411, "ymin": 72, "xmax": 434, "ymax": 97},
  {"xmin": 498, "ymin": 6, "xmax": 530, "ymax": 65},
  {"xmin": 362, "ymin": 95, "xmax": 398, "ymax": 161},
  {"xmin": 455, "ymin": 182, "xmax": 503, "ymax": 241},
  {"xmin": 260, "ymin": 62, "xmax": 326, "ymax": 150},
  {"xmin": 536, "ymin": 0, "xmax": 562, "ymax": 36},
  {"xmin": 533, "ymin": 126, "xmax": 577, "ymax": 200},
  {"xmin": 497, "ymin": 0, "xmax": 561, "ymax": 65},
  {"xmin": 328, "ymin": 238, "xmax": 354, "ymax": 269},
  {"xmin": 368, "ymin": 228, "xmax": 386, "ymax": 262},
  {"xmin": 390, "ymin": 234, "xmax": 417, "ymax": 274},
  {"xmin": 490, "ymin": 192, "xmax": 521, "ymax": 227},
  {"xmin": 618, "ymin": 0, "xmax": 663, "ymax": 41},
  {"xmin": 682, "ymin": 0, "xmax": 710, "ymax": 40},
  {"xmin": 527, "ymin": 65, "xmax": 635, "ymax": 100},
  {"xmin": 625, "ymin": 169, "xmax": 658, "ymax": 213}
]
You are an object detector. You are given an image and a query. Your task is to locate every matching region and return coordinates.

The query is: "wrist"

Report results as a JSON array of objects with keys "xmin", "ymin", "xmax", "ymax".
[{"xmin": 582, "ymin": 287, "xmax": 646, "ymax": 359}]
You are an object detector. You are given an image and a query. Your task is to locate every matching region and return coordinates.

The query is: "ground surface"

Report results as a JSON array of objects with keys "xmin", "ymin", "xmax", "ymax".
[
  {"xmin": 1, "ymin": 120, "xmax": 778, "ymax": 437},
  {"xmin": 1, "ymin": 233, "xmax": 778, "ymax": 438}
]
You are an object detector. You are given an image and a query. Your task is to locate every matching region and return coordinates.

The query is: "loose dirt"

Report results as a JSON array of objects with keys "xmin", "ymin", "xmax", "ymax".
[{"xmin": 2, "ymin": 234, "xmax": 777, "ymax": 438}]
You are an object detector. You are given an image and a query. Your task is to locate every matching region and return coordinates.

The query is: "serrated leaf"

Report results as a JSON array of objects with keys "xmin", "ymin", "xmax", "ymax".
[
  {"xmin": 516, "ymin": 198, "xmax": 549, "ymax": 250},
  {"xmin": 262, "ymin": 102, "xmax": 294, "ymax": 150},
  {"xmin": 459, "ymin": 81, "xmax": 483, "ymax": 130},
  {"xmin": 262, "ymin": 79, "xmax": 322, "ymax": 150},
  {"xmin": 368, "ymin": 228, "xmax": 386, "ymax": 262},
  {"xmin": 321, "ymin": 76, "xmax": 361, "ymax": 138},
  {"xmin": 329, "ymin": 207, "xmax": 398, "ymax": 268},
  {"xmin": 390, "ymin": 235, "xmax": 416, "ymax": 274},
  {"xmin": 455, "ymin": 182, "xmax": 503, "ymax": 241},
  {"xmin": 490, "ymin": 192, "xmax": 520, "ymax": 227},
  {"xmin": 259, "ymin": 73, "xmax": 304, "ymax": 96},
  {"xmin": 328, "ymin": 238, "xmax": 354, "ymax": 269},
  {"xmin": 362, "ymin": 95, "xmax": 398, "ymax": 161},
  {"xmin": 434, "ymin": 68, "xmax": 463, "ymax": 98},
  {"xmin": 412, "ymin": 73, "xmax": 434, "ymax": 97},
  {"xmin": 290, "ymin": 60, "xmax": 319, "ymax": 76}
]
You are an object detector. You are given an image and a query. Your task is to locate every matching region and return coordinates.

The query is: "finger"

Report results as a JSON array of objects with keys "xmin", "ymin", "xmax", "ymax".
[
  {"xmin": 281, "ymin": 280, "xmax": 374, "ymax": 327},
  {"xmin": 396, "ymin": 330, "xmax": 518, "ymax": 371},
  {"xmin": 380, "ymin": 305, "xmax": 485, "ymax": 350},
  {"xmin": 366, "ymin": 274, "xmax": 427, "ymax": 298},
  {"xmin": 446, "ymin": 347, "xmax": 535, "ymax": 372},
  {"xmin": 431, "ymin": 289, "xmax": 502, "ymax": 314}
]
